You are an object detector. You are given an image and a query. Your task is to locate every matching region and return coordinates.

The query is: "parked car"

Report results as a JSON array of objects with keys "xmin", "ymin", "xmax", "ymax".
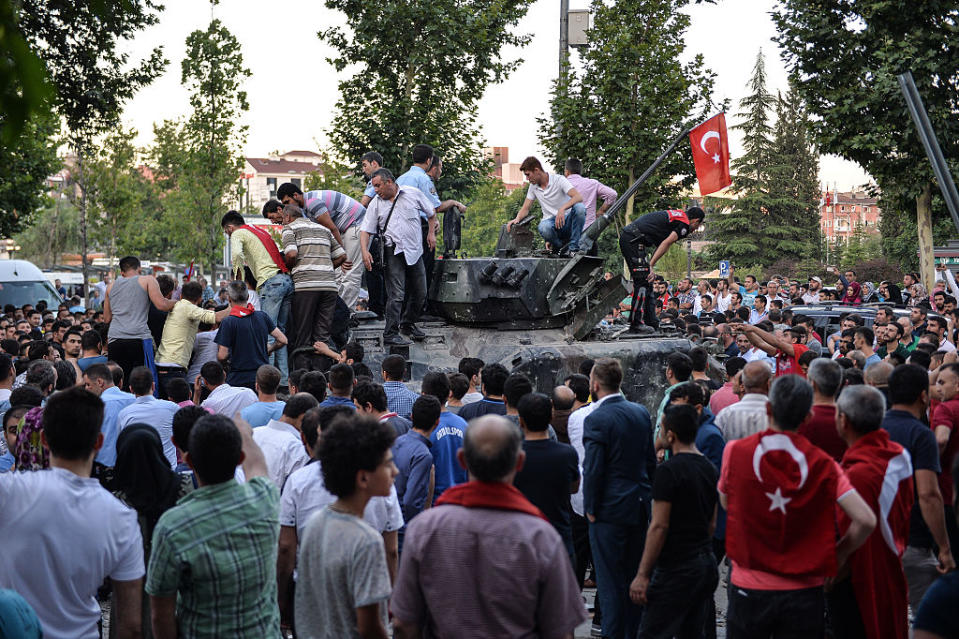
[{"xmin": 787, "ymin": 303, "xmax": 940, "ymax": 338}]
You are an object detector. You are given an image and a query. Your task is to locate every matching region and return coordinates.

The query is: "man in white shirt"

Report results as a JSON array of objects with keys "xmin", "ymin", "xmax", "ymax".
[
  {"xmin": 198, "ymin": 361, "xmax": 257, "ymax": 417},
  {"xmin": 802, "ymin": 276, "xmax": 823, "ymax": 304},
  {"xmin": 253, "ymin": 392, "xmax": 317, "ymax": 491},
  {"xmin": 507, "ymin": 156, "xmax": 586, "ymax": 255},
  {"xmin": 359, "ymin": 168, "xmax": 438, "ymax": 346},
  {"xmin": 117, "ymin": 366, "xmax": 179, "ymax": 467},
  {"xmin": 714, "ymin": 361, "xmax": 771, "ymax": 441},
  {"xmin": 0, "ymin": 386, "xmax": 144, "ymax": 639},
  {"xmin": 277, "ymin": 405, "xmax": 404, "ymax": 624}
]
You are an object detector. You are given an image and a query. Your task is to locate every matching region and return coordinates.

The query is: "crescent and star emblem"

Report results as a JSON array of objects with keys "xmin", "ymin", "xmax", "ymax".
[
  {"xmin": 752, "ymin": 434, "xmax": 809, "ymax": 514},
  {"xmin": 699, "ymin": 131, "xmax": 721, "ymax": 164}
]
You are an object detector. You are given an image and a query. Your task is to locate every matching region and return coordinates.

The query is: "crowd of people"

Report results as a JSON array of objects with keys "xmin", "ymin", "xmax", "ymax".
[{"xmin": 1, "ymin": 162, "xmax": 959, "ymax": 639}]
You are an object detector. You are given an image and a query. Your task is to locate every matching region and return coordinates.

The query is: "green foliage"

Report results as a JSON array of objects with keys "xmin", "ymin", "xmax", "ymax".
[
  {"xmin": 0, "ymin": 108, "xmax": 58, "ymax": 236},
  {"xmin": 457, "ymin": 182, "xmax": 539, "ymax": 258},
  {"xmin": 765, "ymin": 88, "xmax": 821, "ymax": 262},
  {"xmin": 320, "ymin": 0, "xmax": 530, "ymax": 200},
  {"xmin": 150, "ymin": 19, "xmax": 250, "ymax": 277},
  {"xmin": 0, "ymin": 0, "xmax": 53, "ymax": 143},
  {"xmin": 773, "ymin": 0, "xmax": 959, "ymax": 261},
  {"xmin": 13, "ymin": 196, "xmax": 83, "ymax": 268},
  {"xmin": 840, "ymin": 223, "xmax": 882, "ymax": 269},
  {"xmin": 708, "ymin": 51, "xmax": 774, "ymax": 265},
  {"xmin": 540, "ymin": 0, "xmax": 717, "ymax": 275},
  {"xmin": 879, "ymin": 185, "xmax": 955, "ymax": 272}
]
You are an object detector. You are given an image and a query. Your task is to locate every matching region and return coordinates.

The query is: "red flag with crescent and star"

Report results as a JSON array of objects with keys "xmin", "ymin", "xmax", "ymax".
[
  {"xmin": 689, "ymin": 113, "xmax": 732, "ymax": 195},
  {"xmin": 725, "ymin": 429, "xmax": 839, "ymax": 577},
  {"xmin": 839, "ymin": 429, "xmax": 914, "ymax": 639}
]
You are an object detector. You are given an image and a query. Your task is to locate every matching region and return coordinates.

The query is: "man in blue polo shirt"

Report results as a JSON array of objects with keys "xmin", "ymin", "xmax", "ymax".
[
  {"xmin": 457, "ymin": 363, "xmax": 509, "ymax": 422},
  {"xmin": 318, "ymin": 364, "xmax": 357, "ymax": 410}
]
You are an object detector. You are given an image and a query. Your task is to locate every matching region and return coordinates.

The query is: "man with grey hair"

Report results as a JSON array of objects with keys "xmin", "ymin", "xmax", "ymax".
[
  {"xmin": 359, "ymin": 168, "xmax": 438, "ymax": 346},
  {"xmin": 832, "ymin": 384, "xmax": 915, "ymax": 637},
  {"xmin": 391, "ymin": 415, "xmax": 587, "ymax": 639},
  {"xmin": 799, "ymin": 358, "xmax": 848, "ymax": 462},
  {"xmin": 715, "ymin": 360, "xmax": 771, "ymax": 441},
  {"xmin": 215, "ymin": 281, "xmax": 288, "ymax": 389},
  {"xmin": 25, "ymin": 359, "xmax": 57, "ymax": 397},
  {"xmin": 719, "ymin": 375, "xmax": 876, "ymax": 638}
]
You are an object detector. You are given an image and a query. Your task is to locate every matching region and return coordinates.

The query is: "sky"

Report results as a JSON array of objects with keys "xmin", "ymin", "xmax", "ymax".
[{"xmin": 121, "ymin": 0, "xmax": 873, "ymax": 191}]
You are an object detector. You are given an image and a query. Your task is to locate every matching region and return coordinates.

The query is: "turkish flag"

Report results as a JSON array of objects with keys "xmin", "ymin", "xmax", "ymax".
[
  {"xmin": 839, "ymin": 429, "xmax": 914, "ymax": 639},
  {"xmin": 725, "ymin": 430, "xmax": 839, "ymax": 577},
  {"xmin": 689, "ymin": 113, "xmax": 732, "ymax": 195}
]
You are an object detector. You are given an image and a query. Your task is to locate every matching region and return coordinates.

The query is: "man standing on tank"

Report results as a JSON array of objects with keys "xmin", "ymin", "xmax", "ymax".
[
  {"xmin": 102, "ymin": 256, "xmax": 176, "ymax": 392},
  {"xmin": 618, "ymin": 207, "xmax": 705, "ymax": 331}
]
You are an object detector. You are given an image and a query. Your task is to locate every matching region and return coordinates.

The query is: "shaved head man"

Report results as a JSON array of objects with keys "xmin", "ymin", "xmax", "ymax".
[
  {"xmin": 715, "ymin": 361, "xmax": 772, "ymax": 442},
  {"xmin": 550, "ymin": 385, "xmax": 576, "ymax": 445}
]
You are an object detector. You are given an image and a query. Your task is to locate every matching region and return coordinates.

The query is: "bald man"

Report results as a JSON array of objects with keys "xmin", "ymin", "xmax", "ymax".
[
  {"xmin": 391, "ymin": 416, "xmax": 587, "ymax": 639},
  {"xmin": 551, "ymin": 385, "xmax": 576, "ymax": 445},
  {"xmin": 715, "ymin": 361, "xmax": 772, "ymax": 441},
  {"xmin": 865, "ymin": 361, "xmax": 893, "ymax": 407}
]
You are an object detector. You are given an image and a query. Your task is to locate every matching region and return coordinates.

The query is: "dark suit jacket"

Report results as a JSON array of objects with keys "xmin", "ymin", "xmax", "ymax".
[{"xmin": 583, "ymin": 394, "xmax": 656, "ymax": 525}]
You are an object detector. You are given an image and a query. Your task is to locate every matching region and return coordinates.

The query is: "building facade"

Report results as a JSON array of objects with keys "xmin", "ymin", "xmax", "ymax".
[
  {"xmin": 239, "ymin": 150, "xmax": 325, "ymax": 213},
  {"xmin": 820, "ymin": 189, "xmax": 881, "ymax": 243}
]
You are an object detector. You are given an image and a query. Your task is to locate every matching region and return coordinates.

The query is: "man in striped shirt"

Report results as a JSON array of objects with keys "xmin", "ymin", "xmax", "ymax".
[
  {"xmin": 277, "ymin": 183, "xmax": 367, "ymax": 311},
  {"xmin": 280, "ymin": 203, "xmax": 349, "ymax": 371}
]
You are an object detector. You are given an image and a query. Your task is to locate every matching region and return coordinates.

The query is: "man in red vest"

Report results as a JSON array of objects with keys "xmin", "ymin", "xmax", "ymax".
[
  {"xmin": 718, "ymin": 375, "xmax": 876, "ymax": 638},
  {"xmin": 831, "ymin": 384, "xmax": 914, "ymax": 638}
]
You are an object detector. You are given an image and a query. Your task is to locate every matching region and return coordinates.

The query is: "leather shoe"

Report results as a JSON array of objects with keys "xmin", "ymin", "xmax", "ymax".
[
  {"xmin": 401, "ymin": 324, "xmax": 426, "ymax": 340},
  {"xmin": 384, "ymin": 334, "xmax": 412, "ymax": 346}
]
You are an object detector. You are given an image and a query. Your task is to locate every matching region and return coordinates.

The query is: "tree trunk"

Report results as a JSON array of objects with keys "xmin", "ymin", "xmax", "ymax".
[
  {"xmin": 917, "ymin": 182, "xmax": 935, "ymax": 292},
  {"xmin": 76, "ymin": 146, "xmax": 90, "ymax": 300}
]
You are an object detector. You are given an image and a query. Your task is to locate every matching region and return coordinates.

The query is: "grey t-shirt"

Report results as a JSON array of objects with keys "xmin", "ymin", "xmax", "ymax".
[{"xmin": 294, "ymin": 506, "xmax": 392, "ymax": 638}]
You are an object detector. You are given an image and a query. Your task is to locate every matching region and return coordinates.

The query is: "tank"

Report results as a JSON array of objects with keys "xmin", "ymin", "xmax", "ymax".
[{"xmin": 343, "ymin": 130, "xmax": 718, "ymax": 415}]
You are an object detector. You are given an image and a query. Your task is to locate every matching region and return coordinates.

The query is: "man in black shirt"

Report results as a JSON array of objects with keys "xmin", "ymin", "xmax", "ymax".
[
  {"xmin": 619, "ymin": 207, "xmax": 705, "ymax": 332},
  {"xmin": 630, "ymin": 403, "xmax": 719, "ymax": 638},
  {"xmin": 512, "ymin": 392, "xmax": 580, "ymax": 562}
]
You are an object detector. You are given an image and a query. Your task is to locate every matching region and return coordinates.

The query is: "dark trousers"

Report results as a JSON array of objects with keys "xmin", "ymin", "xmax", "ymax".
[
  {"xmin": 825, "ymin": 578, "xmax": 867, "ymax": 639},
  {"xmin": 590, "ymin": 517, "xmax": 648, "ymax": 639},
  {"xmin": 107, "ymin": 337, "xmax": 155, "ymax": 392},
  {"xmin": 572, "ymin": 512, "xmax": 592, "ymax": 587},
  {"xmin": 365, "ymin": 269, "xmax": 386, "ymax": 317},
  {"xmin": 704, "ymin": 537, "xmax": 726, "ymax": 639},
  {"xmin": 618, "ymin": 226, "xmax": 659, "ymax": 329},
  {"xmin": 290, "ymin": 290, "xmax": 338, "ymax": 370},
  {"xmin": 421, "ymin": 218, "xmax": 435, "ymax": 298},
  {"xmin": 156, "ymin": 366, "xmax": 186, "ymax": 400},
  {"xmin": 384, "ymin": 245, "xmax": 426, "ymax": 337},
  {"xmin": 727, "ymin": 585, "xmax": 824, "ymax": 639},
  {"xmin": 639, "ymin": 550, "xmax": 719, "ymax": 639}
]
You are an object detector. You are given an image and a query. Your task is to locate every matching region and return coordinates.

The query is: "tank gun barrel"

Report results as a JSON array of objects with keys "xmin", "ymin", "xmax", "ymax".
[{"xmin": 580, "ymin": 123, "xmax": 695, "ymax": 253}]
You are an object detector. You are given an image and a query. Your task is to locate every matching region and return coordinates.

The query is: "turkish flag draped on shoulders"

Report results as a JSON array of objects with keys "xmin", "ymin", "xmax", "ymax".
[
  {"xmin": 725, "ymin": 429, "xmax": 839, "ymax": 577},
  {"xmin": 689, "ymin": 113, "xmax": 732, "ymax": 195},
  {"xmin": 839, "ymin": 429, "xmax": 914, "ymax": 639}
]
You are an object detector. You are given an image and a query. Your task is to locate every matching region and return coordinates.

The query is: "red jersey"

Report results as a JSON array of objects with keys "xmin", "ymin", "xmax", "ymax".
[
  {"xmin": 776, "ymin": 344, "xmax": 808, "ymax": 378},
  {"xmin": 931, "ymin": 397, "xmax": 959, "ymax": 503}
]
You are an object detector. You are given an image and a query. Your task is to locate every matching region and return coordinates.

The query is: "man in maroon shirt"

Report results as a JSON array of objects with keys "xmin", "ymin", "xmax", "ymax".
[
  {"xmin": 932, "ymin": 363, "xmax": 959, "ymax": 552},
  {"xmin": 800, "ymin": 358, "xmax": 848, "ymax": 462}
]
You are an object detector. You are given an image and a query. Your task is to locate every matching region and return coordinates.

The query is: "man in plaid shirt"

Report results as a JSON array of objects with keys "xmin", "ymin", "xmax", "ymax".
[
  {"xmin": 382, "ymin": 354, "xmax": 419, "ymax": 419},
  {"xmin": 147, "ymin": 414, "xmax": 280, "ymax": 638}
]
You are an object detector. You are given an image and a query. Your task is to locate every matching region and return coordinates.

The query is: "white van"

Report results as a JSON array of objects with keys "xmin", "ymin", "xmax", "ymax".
[{"xmin": 0, "ymin": 260, "xmax": 64, "ymax": 309}]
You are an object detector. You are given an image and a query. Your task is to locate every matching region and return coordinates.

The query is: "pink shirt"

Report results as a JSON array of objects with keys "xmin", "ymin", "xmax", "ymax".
[
  {"xmin": 566, "ymin": 174, "xmax": 617, "ymax": 228},
  {"xmin": 709, "ymin": 382, "xmax": 739, "ymax": 417}
]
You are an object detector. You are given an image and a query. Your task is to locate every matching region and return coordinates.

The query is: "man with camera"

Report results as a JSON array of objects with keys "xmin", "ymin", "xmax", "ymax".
[{"xmin": 360, "ymin": 168, "xmax": 438, "ymax": 346}]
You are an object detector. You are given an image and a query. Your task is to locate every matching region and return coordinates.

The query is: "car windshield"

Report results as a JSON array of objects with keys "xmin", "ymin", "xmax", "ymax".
[{"xmin": 0, "ymin": 281, "xmax": 63, "ymax": 308}]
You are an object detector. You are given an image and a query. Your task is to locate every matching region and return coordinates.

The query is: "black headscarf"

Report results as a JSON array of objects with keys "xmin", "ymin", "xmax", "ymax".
[
  {"xmin": 114, "ymin": 424, "xmax": 181, "ymax": 533},
  {"xmin": 883, "ymin": 282, "xmax": 904, "ymax": 305}
]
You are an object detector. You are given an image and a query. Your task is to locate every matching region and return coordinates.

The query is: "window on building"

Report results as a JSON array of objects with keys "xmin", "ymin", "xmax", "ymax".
[
  {"xmin": 292, "ymin": 177, "xmax": 302, "ymax": 188},
  {"xmin": 267, "ymin": 177, "xmax": 277, "ymax": 198}
]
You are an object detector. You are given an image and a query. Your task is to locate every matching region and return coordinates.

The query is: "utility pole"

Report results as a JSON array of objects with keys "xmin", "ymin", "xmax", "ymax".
[{"xmin": 559, "ymin": 0, "xmax": 569, "ymax": 79}]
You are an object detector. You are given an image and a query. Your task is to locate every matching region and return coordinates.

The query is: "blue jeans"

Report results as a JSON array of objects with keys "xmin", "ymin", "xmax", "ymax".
[
  {"xmin": 537, "ymin": 202, "xmax": 586, "ymax": 251},
  {"xmin": 589, "ymin": 515, "xmax": 648, "ymax": 639},
  {"xmin": 259, "ymin": 273, "xmax": 293, "ymax": 384}
]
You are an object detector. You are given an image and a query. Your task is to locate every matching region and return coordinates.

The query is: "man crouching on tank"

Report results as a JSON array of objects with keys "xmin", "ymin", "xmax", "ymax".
[{"xmin": 505, "ymin": 156, "xmax": 586, "ymax": 255}]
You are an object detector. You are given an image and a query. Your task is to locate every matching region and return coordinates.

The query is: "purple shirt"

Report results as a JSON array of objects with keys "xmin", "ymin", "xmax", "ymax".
[
  {"xmin": 566, "ymin": 173, "xmax": 617, "ymax": 228},
  {"xmin": 391, "ymin": 502, "xmax": 588, "ymax": 638}
]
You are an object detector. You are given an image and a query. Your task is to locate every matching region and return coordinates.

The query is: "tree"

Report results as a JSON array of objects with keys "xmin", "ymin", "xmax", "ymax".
[
  {"xmin": 456, "ymin": 180, "xmax": 534, "ymax": 258},
  {"xmin": 765, "ymin": 87, "xmax": 821, "ymax": 262},
  {"xmin": 0, "ymin": 108, "xmax": 58, "ymax": 237},
  {"xmin": 14, "ymin": 196, "xmax": 83, "ymax": 269},
  {"xmin": 539, "ymin": 0, "xmax": 716, "ymax": 268},
  {"xmin": 320, "ymin": 0, "xmax": 530, "ymax": 199},
  {"xmin": 303, "ymin": 149, "xmax": 365, "ymax": 200},
  {"xmin": 0, "ymin": 0, "xmax": 52, "ymax": 143},
  {"xmin": 152, "ymin": 19, "xmax": 250, "ymax": 278},
  {"xmin": 19, "ymin": 0, "xmax": 165, "ymax": 294},
  {"xmin": 773, "ymin": 1, "xmax": 959, "ymax": 288},
  {"xmin": 708, "ymin": 51, "xmax": 774, "ymax": 266}
]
